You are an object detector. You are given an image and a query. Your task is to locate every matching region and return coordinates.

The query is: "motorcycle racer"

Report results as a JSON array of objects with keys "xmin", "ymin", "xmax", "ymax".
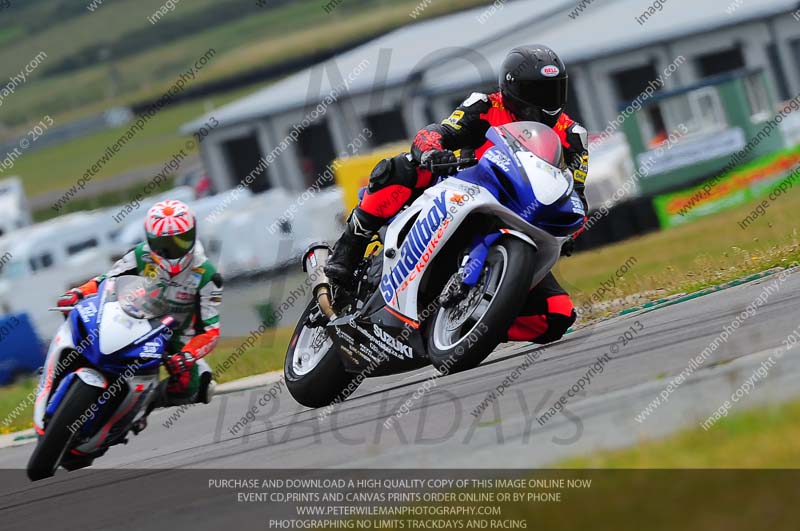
[
  {"xmin": 57, "ymin": 200, "xmax": 223, "ymax": 406},
  {"xmin": 325, "ymin": 44, "xmax": 588, "ymax": 345}
]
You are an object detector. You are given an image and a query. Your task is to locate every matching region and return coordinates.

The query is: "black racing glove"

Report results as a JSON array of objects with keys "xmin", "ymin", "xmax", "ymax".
[{"xmin": 419, "ymin": 149, "xmax": 458, "ymax": 177}]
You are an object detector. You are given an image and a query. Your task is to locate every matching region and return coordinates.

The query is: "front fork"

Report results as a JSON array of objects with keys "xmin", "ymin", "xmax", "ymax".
[{"xmin": 440, "ymin": 230, "xmax": 537, "ymax": 307}]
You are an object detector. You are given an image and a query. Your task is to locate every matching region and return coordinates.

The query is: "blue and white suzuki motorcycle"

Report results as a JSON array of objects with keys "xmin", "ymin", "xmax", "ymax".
[
  {"xmin": 285, "ymin": 122, "xmax": 586, "ymax": 408},
  {"xmin": 28, "ymin": 275, "xmax": 177, "ymax": 480}
]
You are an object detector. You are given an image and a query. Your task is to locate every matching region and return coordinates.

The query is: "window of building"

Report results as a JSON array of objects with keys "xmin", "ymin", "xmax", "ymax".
[
  {"xmin": 29, "ymin": 252, "xmax": 54, "ymax": 271},
  {"xmin": 364, "ymin": 107, "xmax": 407, "ymax": 147},
  {"xmin": 766, "ymin": 43, "xmax": 790, "ymax": 100},
  {"xmin": 637, "ymin": 106, "xmax": 669, "ymax": 149},
  {"xmin": 295, "ymin": 120, "xmax": 337, "ymax": 188},
  {"xmin": 790, "ymin": 38, "xmax": 800, "ymax": 86},
  {"xmin": 612, "ymin": 63, "xmax": 662, "ymax": 102},
  {"xmin": 222, "ymin": 134, "xmax": 271, "ymax": 193},
  {"xmin": 66, "ymin": 239, "xmax": 98, "ymax": 256},
  {"xmin": 638, "ymin": 88, "xmax": 727, "ymax": 147},
  {"xmin": 743, "ymin": 73, "xmax": 771, "ymax": 122},
  {"xmin": 692, "ymin": 88, "xmax": 727, "ymax": 132},
  {"xmin": 696, "ymin": 47, "xmax": 745, "ymax": 78}
]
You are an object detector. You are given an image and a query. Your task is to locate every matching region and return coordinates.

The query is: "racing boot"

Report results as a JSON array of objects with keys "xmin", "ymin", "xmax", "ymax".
[
  {"xmin": 196, "ymin": 358, "xmax": 215, "ymax": 405},
  {"xmin": 324, "ymin": 208, "xmax": 383, "ymax": 288},
  {"xmin": 150, "ymin": 359, "xmax": 215, "ymax": 409}
]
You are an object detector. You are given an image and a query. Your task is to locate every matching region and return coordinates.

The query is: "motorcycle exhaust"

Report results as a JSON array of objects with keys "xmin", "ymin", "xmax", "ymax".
[{"xmin": 302, "ymin": 243, "xmax": 337, "ymax": 320}]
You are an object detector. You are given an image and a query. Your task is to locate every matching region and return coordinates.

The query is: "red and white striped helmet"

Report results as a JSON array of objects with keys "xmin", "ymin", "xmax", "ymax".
[{"xmin": 144, "ymin": 200, "xmax": 196, "ymax": 276}]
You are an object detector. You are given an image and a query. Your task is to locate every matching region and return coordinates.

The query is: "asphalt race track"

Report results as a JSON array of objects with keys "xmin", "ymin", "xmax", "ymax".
[{"xmin": 2, "ymin": 269, "xmax": 800, "ymax": 528}]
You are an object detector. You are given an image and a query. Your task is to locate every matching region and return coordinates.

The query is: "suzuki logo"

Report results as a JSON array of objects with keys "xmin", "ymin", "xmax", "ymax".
[{"xmin": 373, "ymin": 324, "xmax": 413, "ymax": 359}]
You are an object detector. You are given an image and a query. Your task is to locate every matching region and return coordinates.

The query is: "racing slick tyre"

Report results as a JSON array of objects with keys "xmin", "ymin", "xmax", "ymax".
[
  {"xmin": 61, "ymin": 455, "xmax": 95, "ymax": 471},
  {"xmin": 27, "ymin": 379, "xmax": 102, "ymax": 481},
  {"xmin": 428, "ymin": 237, "xmax": 536, "ymax": 374},
  {"xmin": 285, "ymin": 301, "xmax": 360, "ymax": 408}
]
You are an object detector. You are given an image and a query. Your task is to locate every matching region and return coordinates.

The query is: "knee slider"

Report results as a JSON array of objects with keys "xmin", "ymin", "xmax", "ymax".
[
  {"xmin": 367, "ymin": 154, "xmax": 416, "ymax": 193},
  {"xmin": 368, "ymin": 158, "xmax": 393, "ymax": 192}
]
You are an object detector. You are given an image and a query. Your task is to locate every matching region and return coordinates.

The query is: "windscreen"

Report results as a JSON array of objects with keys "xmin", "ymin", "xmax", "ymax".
[
  {"xmin": 115, "ymin": 275, "xmax": 171, "ymax": 320},
  {"xmin": 496, "ymin": 122, "xmax": 563, "ymax": 167}
]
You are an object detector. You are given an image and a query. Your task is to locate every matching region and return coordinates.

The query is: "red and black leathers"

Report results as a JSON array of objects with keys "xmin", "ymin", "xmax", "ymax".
[
  {"xmin": 357, "ymin": 91, "xmax": 589, "ymax": 344},
  {"xmin": 360, "ymin": 91, "xmax": 588, "ymax": 219}
]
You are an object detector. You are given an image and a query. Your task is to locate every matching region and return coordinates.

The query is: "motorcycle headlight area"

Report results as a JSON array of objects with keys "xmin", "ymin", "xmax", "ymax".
[{"xmin": 515, "ymin": 150, "xmax": 573, "ymax": 206}]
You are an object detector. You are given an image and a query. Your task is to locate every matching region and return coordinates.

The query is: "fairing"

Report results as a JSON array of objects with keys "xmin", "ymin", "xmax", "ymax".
[
  {"xmin": 34, "ymin": 275, "xmax": 172, "ymax": 453},
  {"xmin": 326, "ymin": 121, "xmax": 585, "ymax": 373}
]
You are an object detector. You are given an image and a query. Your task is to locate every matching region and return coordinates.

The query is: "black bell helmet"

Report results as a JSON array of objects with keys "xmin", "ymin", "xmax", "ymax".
[{"xmin": 499, "ymin": 45, "xmax": 568, "ymax": 127}]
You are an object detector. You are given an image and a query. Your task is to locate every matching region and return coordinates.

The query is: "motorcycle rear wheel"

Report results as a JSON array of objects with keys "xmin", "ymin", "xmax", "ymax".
[
  {"xmin": 284, "ymin": 301, "xmax": 359, "ymax": 408},
  {"xmin": 61, "ymin": 455, "xmax": 96, "ymax": 471},
  {"xmin": 428, "ymin": 237, "xmax": 536, "ymax": 374}
]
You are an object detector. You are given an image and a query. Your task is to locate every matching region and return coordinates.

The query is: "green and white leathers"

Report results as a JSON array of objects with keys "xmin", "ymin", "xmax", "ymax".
[{"xmin": 97, "ymin": 240, "xmax": 223, "ymax": 357}]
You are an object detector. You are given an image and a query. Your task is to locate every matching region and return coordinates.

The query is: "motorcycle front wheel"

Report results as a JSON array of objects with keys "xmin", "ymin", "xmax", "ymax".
[
  {"xmin": 427, "ymin": 237, "xmax": 536, "ymax": 374},
  {"xmin": 27, "ymin": 378, "xmax": 101, "ymax": 481}
]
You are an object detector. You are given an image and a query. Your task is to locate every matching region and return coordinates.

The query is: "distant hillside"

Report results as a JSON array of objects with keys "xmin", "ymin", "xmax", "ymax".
[{"xmin": 0, "ymin": 0, "xmax": 487, "ymax": 129}]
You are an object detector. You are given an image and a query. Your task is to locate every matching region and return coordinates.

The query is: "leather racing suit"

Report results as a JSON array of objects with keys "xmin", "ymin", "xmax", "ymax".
[{"xmin": 72, "ymin": 241, "xmax": 223, "ymax": 398}]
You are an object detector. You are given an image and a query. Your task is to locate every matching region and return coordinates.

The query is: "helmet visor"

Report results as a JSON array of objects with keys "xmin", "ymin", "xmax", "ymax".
[
  {"xmin": 516, "ymin": 78, "xmax": 568, "ymax": 111},
  {"xmin": 148, "ymin": 227, "xmax": 196, "ymax": 260}
]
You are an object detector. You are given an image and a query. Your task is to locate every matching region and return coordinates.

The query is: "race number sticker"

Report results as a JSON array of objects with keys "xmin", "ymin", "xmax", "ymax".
[
  {"xmin": 573, "ymin": 154, "xmax": 588, "ymax": 183},
  {"xmin": 442, "ymin": 110, "xmax": 464, "ymax": 131}
]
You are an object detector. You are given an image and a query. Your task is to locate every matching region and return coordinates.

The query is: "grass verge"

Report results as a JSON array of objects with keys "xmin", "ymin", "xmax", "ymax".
[
  {"xmin": 15, "ymin": 88, "xmax": 251, "ymax": 202},
  {"xmin": 556, "ymin": 181, "xmax": 800, "ymax": 317},
  {"xmin": 337, "ymin": 397, "xmax": 800, "ymax": 530},
  {"xmin": 332, "ymin": 402, "xmax": 800, "ymax": 530},
  {"xmin": 210, "ymin": 327, "xmax": 292, "ymax": 384},
  {"xmin": 0, "ymin": 377, "xmax": 37, "ymax": 434},
  {"xmin": 559, "ymin": 398, "xmax": 800, "ymax": 468},
  {"xmin": 1, "ymin": 0, "xmax": 488, "ymax": 128}
]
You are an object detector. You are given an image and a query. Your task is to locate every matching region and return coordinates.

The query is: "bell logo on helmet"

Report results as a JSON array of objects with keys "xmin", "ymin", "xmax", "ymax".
[{"xmin": 541, "ymin": 65, "xmax": 560, "ymax": 77}]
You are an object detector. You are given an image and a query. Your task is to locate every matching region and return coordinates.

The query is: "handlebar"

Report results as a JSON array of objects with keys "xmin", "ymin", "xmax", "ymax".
[
  {"xmin": 422, "ymin": 156, "xmax": 478, "ymax": 173},
  {"xmin": 49, "ymin": 306, "xmax": 74, "ymax": 320}
]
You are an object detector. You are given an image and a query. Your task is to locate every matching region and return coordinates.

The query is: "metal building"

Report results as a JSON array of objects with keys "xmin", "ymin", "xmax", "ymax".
[{"xmin": 183, "ymin": 0, "xmax": 800, "ymax": 195}]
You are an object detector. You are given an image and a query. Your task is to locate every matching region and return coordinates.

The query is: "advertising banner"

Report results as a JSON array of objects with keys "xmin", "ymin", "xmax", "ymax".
[{"xmin": 653, "ymin": 146, "xmax": 800, "ymax": 228}]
